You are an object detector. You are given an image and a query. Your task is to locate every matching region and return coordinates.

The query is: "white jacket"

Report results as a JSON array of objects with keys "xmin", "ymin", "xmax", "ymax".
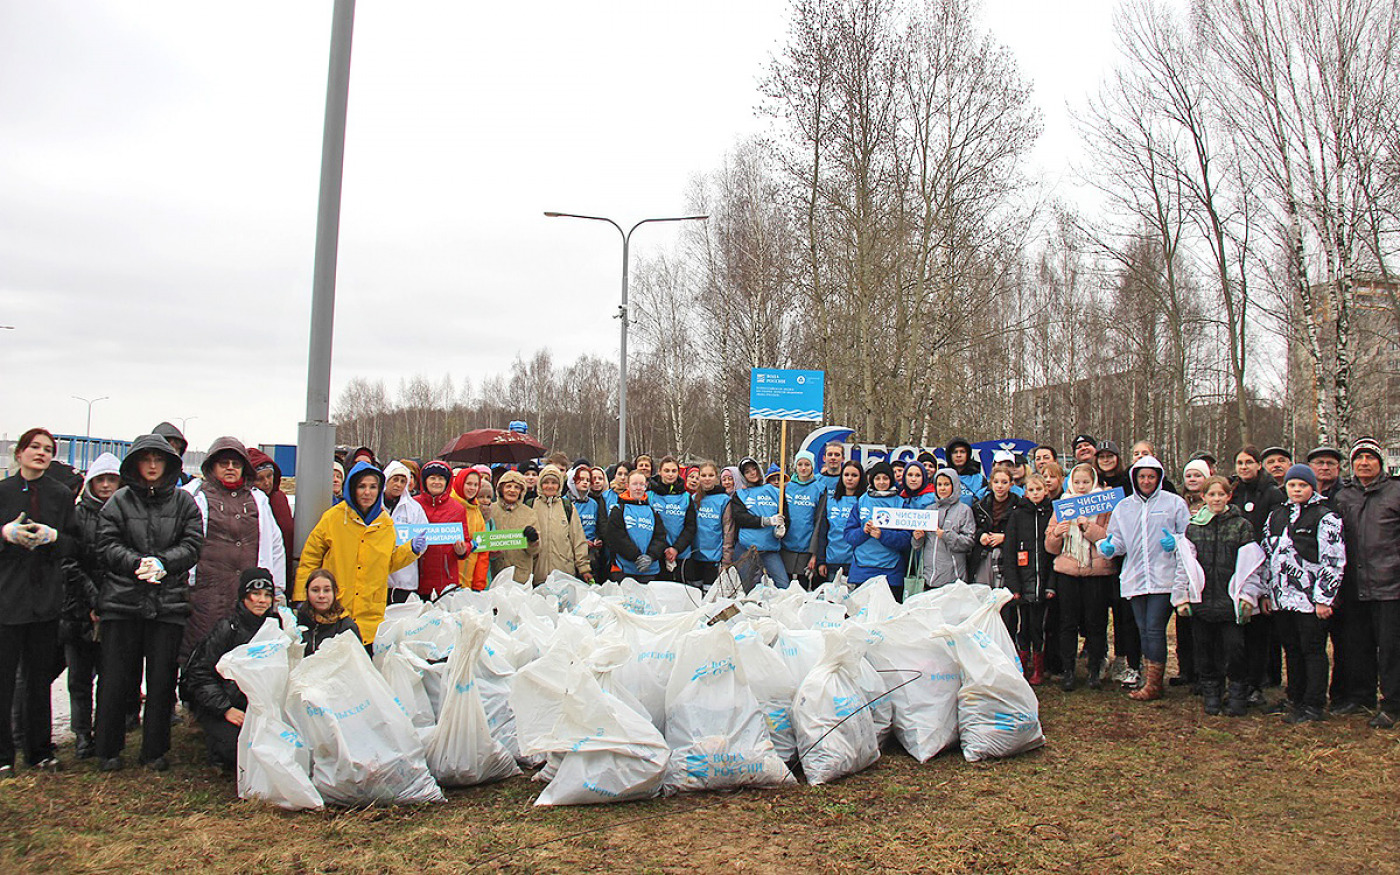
[
  {"xmin": 386, "ymin": 494, "xmax": 428, "ymax": 592},
  {"xmin": 1102, "ymin": 456, "xmax": 1189, "ymax": 598},
  {"xmin": 186, "ymin": 480, "xmax": 287, "ymax": 598}
]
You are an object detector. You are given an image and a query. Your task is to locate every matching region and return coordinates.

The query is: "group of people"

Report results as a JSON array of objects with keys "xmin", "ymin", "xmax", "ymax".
[{"xmin": 1, "ymin": 424, "xmax": 1396, "ymax": 780}]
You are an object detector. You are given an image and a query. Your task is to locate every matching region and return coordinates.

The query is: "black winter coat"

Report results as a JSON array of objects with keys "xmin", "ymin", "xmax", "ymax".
[
  {"xmin": 970, "ymin": 493, "xmax": 1015, "ymax": 579},
  {"xmin": 60, "ymin": 490, "xmax": 107, "ymax": 642},
  {"xmin": 1185, "ymin": 505, "xmax": 1255, "ymax": 623},
  {"xmin": 1336, "ymin": 473, "xmax": 1400, "ymax": 602},
  {"xmin": 1001, "ymin": 497, "xmax": 1055, "ymax": 602},
  {"xmin": 180, "ymin": 602, "xmax": 282, "ymax": 716},
  {"xmin": 1229, "ymin": 475, "xmax": 1283, "ymax": 545},
  {"xmin": 296, "ymin": 604, "xmax": 361, "ymax": 657},
  {"xmin": 0, "ymin": 472, "xmax": 77, "ymax": 626},
  {"xmin": 95, "ymin": 435, "xmax": 204, "ymax": 624}
]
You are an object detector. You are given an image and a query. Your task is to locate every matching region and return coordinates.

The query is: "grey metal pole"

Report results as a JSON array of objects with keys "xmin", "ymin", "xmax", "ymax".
[
  {"xmin": 618, "ymin": 232, "xmax": 630, "ymax": 462},
  {"xmin": 72, "ymin": 395, "xmax": 107, "ymax": 471},
  {"xmin": 295, "ymin": 0, "xmax": 356, "ymax": 560}
]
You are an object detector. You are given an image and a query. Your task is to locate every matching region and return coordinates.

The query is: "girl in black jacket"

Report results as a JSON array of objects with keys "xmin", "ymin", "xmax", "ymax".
[
  {"xmin": 180, "ymin": 568, "xmax": 281, "ymax": 769},
  {"xmin": 297, "ymin": 568, "xmax": 361, "ymax": 656},
  {"xmin": 93, "ymin": 433, "xmax": 204, "ymax": 772},
  {"xmin": 0, "ymin": 428, "xmax": 76, "ymax": 775},
  {"xmin": 1002, "ymin": 474, "xmax": 1056, "ymax": 685}
]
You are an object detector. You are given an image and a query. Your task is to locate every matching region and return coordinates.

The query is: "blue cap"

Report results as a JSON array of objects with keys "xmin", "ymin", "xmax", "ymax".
[{"xmin": 1284, "ymin": 463, "xmax": 1318, "ymax": 491}]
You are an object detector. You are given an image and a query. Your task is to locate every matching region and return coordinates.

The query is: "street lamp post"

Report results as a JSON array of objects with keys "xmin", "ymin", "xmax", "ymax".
[
  {"xmin": 71, "ymin": 395, "xmax": 108, "ymax": 470},
  {"xmin": 176, "ymin": 416, "xmax": 197, "ymax": 435},
  {"xmin": 543, "ymin": 211, "xmax": 707, "ymax": 462}
]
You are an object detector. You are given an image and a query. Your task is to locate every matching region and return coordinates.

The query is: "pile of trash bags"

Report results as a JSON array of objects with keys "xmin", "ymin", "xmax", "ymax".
[{"xmin": 214, "ymin": 569, "xmax": 1044, "ymax": 810}]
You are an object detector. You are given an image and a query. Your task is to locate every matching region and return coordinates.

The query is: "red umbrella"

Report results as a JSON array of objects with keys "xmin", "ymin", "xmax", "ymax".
[{"xmin": 438, "ymin": 429, "xmax": 545, "ymax": 465}]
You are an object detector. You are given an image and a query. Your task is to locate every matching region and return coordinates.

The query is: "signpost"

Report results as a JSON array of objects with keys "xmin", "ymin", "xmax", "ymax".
[
  {"xmin": 1052, "ymin": 487, "xmax": 1126, "ymax": 522},
  {"xmin": 749, "ymin": 369, "xmax": 825, "ymax": 513}
]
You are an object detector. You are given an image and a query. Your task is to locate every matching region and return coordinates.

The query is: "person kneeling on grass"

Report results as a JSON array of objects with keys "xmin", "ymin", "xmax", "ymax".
[
  {"xmin": 297, "ymin": 568, "xmax": 360, "ymax": 657},
  {"xmin": 179, "ymin": 568, "xmax": 281, "ymax": 771}
]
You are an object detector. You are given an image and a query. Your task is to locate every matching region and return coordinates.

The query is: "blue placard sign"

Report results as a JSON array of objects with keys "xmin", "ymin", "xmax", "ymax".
[
  {"xmin": 395, "ymin": 522, "xmax": 465, "ymax": 545},
  {"xmin": 749, "ymin": 368, "xmax": 825, "ymax": 421},
  {"xmin": 1052, "ymin": 488, "xmax": 1126, "ymax": 522}
]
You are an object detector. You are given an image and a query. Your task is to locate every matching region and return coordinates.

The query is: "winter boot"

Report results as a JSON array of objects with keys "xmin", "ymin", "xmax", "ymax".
[
  {"xmin": 1029, "ymin": 652, "xmax": 1045, "ymax": 686},
  {"xmin": 1224, "ymin": 681, "xmax": 1248, "ymax": 717},
  {"xmin": 1202, "ymin": 681, "xmax": 1223, "ymax": 716},
  {"xmin": 1086, "ymin": 659, "xmax": 1104, "ymax": 690},
  {"xmin": 1129, "ymin": 659, "xmax": 1165, "ymax": 701},
  {"xmin": 1283, "ymin": 704, "xmax": 1326, "ymax": 724},
  {"xmin": 71, "ymin": 698, "xmax": 95, "ymax": 760},
  {"xmin": 1060, "ymin": 665, "xmax": 1078, "ymax": 692},
  {"xmin": 1018, "ymin": 650, "xmax": 1031, "ymax": 679}
]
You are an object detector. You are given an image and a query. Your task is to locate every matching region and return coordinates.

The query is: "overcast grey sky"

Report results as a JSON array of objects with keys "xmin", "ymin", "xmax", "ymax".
[{"xmin": 0, "ymin": 0, "xmax": 1122, "ymax": 452}]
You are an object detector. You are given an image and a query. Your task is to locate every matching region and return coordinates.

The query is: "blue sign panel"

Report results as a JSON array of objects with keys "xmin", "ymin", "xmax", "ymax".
[
  {"xmin": 1052, "ymin": 488, "xmax": 1126, "ymax": 521},
  {"xmin": 749, "ymin": 369, "xmax": 825, "ymax": 421}
]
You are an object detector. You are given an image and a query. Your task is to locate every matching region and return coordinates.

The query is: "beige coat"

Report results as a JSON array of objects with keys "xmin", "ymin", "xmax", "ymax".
[
  {"xmin": 490, "ymin": 471, "xmax": 540, "ymax": 583},
  {"xmin": 531, "ymin": 490, "xmax": 592, "ymax": 581}
]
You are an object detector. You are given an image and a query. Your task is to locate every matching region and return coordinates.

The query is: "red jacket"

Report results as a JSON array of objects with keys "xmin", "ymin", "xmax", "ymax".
[
  {"xmin": 413, "ymin": 489, "xmax": 468, "ymax": 597},
  {"xmin": 247, "ymin": 447, "xmax": 295, "ymax": 585}
]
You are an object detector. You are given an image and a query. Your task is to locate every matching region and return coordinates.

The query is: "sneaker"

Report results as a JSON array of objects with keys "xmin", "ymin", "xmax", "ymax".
[
  {"xmin": 1330, "ymin": 701, "xmax": 1367, "ymax": 717},
  {"xmin": 1120, "ymin": 667, "xmax": 1141, "ymax": 688},
  {"xmin": 1283, "ymin": 705, "xmax": 1326, "ymax": 724},
  {"xmin": 1107, "ymin": 657, "xmax": 1127, "ymax": 682},
  {"xmin": 99, "ymin": 757, "xmax": 123, "ymax": 772},
  {"xmin": 1368, "ymin": 711, "xmax": 1397, "ymax": 729},
  {"xmin": 1262, "ymin": 699, "xmax": 1291, "ymax": 715},
  {"xmin": 34, "ymin": 757, "xmax": 61, "ymax": 772},
  {"xmin": 1246, "ymin": 688, "xmax": 1267, "ymax": 708},
  {"xmin": 0, "ymin": 765, "xmax": 13, "ymax": 780}
]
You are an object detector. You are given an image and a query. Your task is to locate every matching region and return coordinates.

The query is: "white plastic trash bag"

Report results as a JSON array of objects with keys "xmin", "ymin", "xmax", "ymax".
[
  {"xmin": 663, "ymin": 626, "xmax": 794, "ymax": 792},
  {"xmin": 288, "ymin": 632, "xmax": 445, "ymax": 806},
  {"xmin": 732, "ymin": 623, "xmax": 798, "ymax": 761},
  {"xmin": 216, "ymin": 619, "xmax": 323, "ymax": 811},
  {"xmin": 791, "ymin": 630, "xmax": 880, "ymax": 785},
  {"xmin": 937, "ymin": 590, "xmax": 1044, "ymax": 762},
  {"xmin": 379, "ymin": 640, "xmax": 441, "ymax": 744},
  {"xmin": 425, "ymin": 613, "xmax": 521, "ymax": 786},
  {"xmin": 860, "ymin": 613, "xmax": 961, "ymax": 762},
  {"xmin": 511, "ymin": 647, "xmax": 669, "ymax": 806}
]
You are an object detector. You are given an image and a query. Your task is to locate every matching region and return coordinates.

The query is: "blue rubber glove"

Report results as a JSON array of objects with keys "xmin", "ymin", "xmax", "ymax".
[
  {"xmin": 411, "ymin": 532, "xmax": 428, "ymax": 554},
  {"xmin": 1098, "ymin": 535, "xmax": 1116, "ymax": 558},
  {"xmin": 1159, "ymin": 528, "xmax": 1176, "ymax": 552}
]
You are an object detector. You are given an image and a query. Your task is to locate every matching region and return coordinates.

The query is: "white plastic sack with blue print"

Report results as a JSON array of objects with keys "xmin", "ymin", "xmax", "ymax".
[
  {"xmin": 791, "ymin": 629, "xmax": 880, "ymax": 784},
  {"xmin": 663, "ymin": 625, "xmax": 794, "ymax": 793},
  {"xmin": 425, "ymin": 612, "xmax": 521, "ymax": 785},
  {"xmin": 858, "ymin": 611, "xmax": 961, "ymax": 762},
  {"xmin": 935, "ymin": 588, "xmax": 1043, "ymax": 762},
  {"xmin": 216, "ymin": 619, "xmax": 323, "ymax": 810},
  {"xmin": 288, "ymin": 632, "xmax": 444, "ymax": 806},
  {"xmin": 732, "ymin": 621, "xmax": 798, "ymax": 761}
]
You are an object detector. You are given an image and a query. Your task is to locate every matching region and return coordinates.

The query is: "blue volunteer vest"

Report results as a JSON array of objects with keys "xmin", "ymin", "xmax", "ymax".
[
  {"xmin": 853, "ymin": 492, "xmax": 905, "ymax": 569},
  {"xmin": 782, "ymin": 477, "xmax": 824, "ymax": 553},
  {"xmin": 615, "ymin": 501, "xmax": 658, "ymax": 576},
  {"xmin": 736, "ymin": 485, "xmax": 782, "ymax": 553},
  {"xmin": 603, "ymin": 490, "xmax": 621, "ymax": 513},
  {"xmin": 576, "ymin": 495, "xmax": 600, "ymax": 541},
  {"xmin": 693, "ymin": 490, "xmax": 729, "ymax": 562},
  {"xmin": 649, "ymin": 488, "xmax": 692, "ymax": 559},
  {"xmin": 824, "ymin": 493, "xmax": 858, "ymax": 565}
]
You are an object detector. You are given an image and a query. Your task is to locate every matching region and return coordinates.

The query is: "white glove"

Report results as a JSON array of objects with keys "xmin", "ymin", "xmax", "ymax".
[
  {"xmin": 135, "ymin": 557, "xmax": 167, "ymax": 582},
  {"xmin": 764, "ymin": 515, "xmax": 783, "ymax": 528},
  {"xmin": 1, "ymin": 514, "xmax": 25, "ymax": 545},
  {"xmin": 30, "ymin": 524, "xmax": 57, "ymax": 546},
  {"xmin": 635, "ymin": 554, "xmax": 654, "ymax": 574},
  {"xmin": 774, "ymin": 522, "xmax": 788, "ymax": 539}
]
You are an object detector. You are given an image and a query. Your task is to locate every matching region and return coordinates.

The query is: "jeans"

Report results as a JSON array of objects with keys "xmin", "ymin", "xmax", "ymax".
[
  {"xmin": 1129, "ymin": 593, "xmax": 1174, "ymax": 664},
  {"xmin": 66, "ymin": 637, "xmax": 101, "ymax": 747},
  {"xmin": 95, "ymin": 618, "xmax": 182, "ymax": 762},
  {"xmin": 1277, "ymin": 609, "xmax": 1330, "ymax": 710},
  {"xmin": 758, "ymin": 551, "xmax": 790, "ymax": 588},
  {"xmin": 0, "ymin": 620, "xmax": 59, "ymax": 766},
  {"xmin": 1057, "ymin": 576, "xmax": 1110, "ymax": 669}
]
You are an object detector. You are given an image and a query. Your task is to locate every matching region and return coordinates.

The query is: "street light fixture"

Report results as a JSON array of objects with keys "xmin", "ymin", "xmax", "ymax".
[
  {"xmin": 543, "ymin": 211, "xmax": 708, "ymax": 461},
  {"xmin": 72, "ymin": 395, "xmax": 109, "ymax": 470}
]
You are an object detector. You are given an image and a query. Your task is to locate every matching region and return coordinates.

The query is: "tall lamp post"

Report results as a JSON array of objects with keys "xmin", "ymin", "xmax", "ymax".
[
  {"xmin": 543, "ymin": 211, "xmax": 707, "ymax": 462},
  {"xmin": 72, "ymin": 395, "xmax": 108, "ymax": 470}
]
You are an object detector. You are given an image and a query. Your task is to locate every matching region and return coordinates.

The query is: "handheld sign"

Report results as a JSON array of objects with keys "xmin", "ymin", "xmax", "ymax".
[
  {"xmin": 472, "ymin": 530, "xmax": 528, "ymax": 552},
  {"xmin": 870, "ymin": 507, "xmax": 940, "ymax": 531},
  {"xmin": 749, "ymin": 368, "xmax": 825, "ymax": 421},
  {"xmin": 1052, "ymin": 487, "xmax": 1126, "ymax": 522},
  {"xmin": 395, "ymin": 522, "xmax": 464, "ymax": 546}
]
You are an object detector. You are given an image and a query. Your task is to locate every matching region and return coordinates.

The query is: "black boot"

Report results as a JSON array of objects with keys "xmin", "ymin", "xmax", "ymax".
[
  {"xmin": 1224, "ymin": 682, "xmax": 1248, "ymax": 717},
  {"xmin": 1202, "ymin": 681, "xmax": 1223, "ymax": 716},
  {"xmin": 71, "ymin": 699, "xmax": 95, "ymax": 760},
  {"xmin": 1086, "ymin": 659, "xmax": 1103, "ymax": 690},
  {"xmin": 1060, "ymin": 669, "xmax": 1077, "ymax": 692}
]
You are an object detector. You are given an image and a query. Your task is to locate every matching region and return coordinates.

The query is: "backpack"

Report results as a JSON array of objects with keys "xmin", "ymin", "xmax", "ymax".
[{"xmin": 526, "ymin": 494, "xmax": 574, "ymax": 523}]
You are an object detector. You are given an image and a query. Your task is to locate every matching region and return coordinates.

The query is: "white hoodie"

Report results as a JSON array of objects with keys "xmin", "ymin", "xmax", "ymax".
[{"xmin": 1103, "ymin": 455, "xmax": 1189, "ymax": 598}]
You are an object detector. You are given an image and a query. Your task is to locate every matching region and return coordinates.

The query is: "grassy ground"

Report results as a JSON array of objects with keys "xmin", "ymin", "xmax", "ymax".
[{"xmin": 1, "ymin": 679, "xmax": 1396, "ymax": 874}]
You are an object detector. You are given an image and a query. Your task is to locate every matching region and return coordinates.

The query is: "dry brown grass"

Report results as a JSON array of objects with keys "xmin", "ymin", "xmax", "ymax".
[{"xmin": 2, "ymin": 685, "xmax": 1397, "ymax": 874}]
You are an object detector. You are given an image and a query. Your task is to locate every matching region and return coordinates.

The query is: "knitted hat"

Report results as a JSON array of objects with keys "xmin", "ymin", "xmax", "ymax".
[
  {"xmin": 1284, "ymin": 464, "xmax": 1318, "ymax": 491},
  {"xmin": 1350, "ymin": 437, "xmax": 1384, "ymax": 464},
  {"xmin": 1183, "ymin": 459, "xmax": 1212, "ymax": 481},
  {"xmin": 239, "ymin": 567, "xmax": 276, "ymax": 597}
]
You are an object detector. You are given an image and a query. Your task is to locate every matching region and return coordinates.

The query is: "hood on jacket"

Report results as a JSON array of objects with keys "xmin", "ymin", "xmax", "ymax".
[
  {"xmin": 348, "ymin": 446, "xmax": 378, "ymax": 468},
  {"xmin": 451, "ymin": 466, "xmax": 479, "ymax": 503},
  {"xmin": 246, "ymin": 447, "xmax": 283, "ymax": 490},
  {"xmin": 737, "ymin": 457, "xmax": 763, "ymax": 487},
  {"xmin": 119, "ymin": 434, "xmax": 185, "ymax": 498},
  {"xmin": 944, "ymin": 438, "xmax": 981, "ymax": 476},
  {"xmin": 496, "ymin": 469, "xmax": 528, "ymax": 504},
  {"xmin": 537, "ymin": 464, "xmax": 566, "ymax": 498},
  {"xmin": 720, "ymin": 466, "xmax": 742, "ymax": 492},
  {"xmin": 1128, "ymin": 455, "xmax": 1166, "ymax": 499},
  {"xmin": 934, "ymin": 467, "xmax": 965, "ymax": 507},
  {"xmin": 566, "ymin": 465, "xmax": 590, "ymax": 501},
  {"xmin": 867, "ymin": 461, "xmax": 898, "ymax": 496},
  {"xmin": 82, "ymin": 452, "xmax": 122, "ymax": 503},
  {"xmin": 344, "ymin": 460, "xmax": 385, "ymax": 523},
  {"xmin": 152, "ymin": 421, "xmax": 187, "ymax": 453},
  {"xmin": 901, "ymin": 462, "xmax": 936, "ymax": 498},
  {"xmin": 200, "ymin": 436, "xmax": 252, "ymax": 481},
  {"xmin": 383, "ymin": 460, "xmax": 413, "ymax": 487}
]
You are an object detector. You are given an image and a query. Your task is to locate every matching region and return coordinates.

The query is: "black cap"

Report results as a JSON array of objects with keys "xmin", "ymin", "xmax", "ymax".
[
  {"xmin": 1190, "ymin": 451, "xmax": 1217, "ymax": 466},
  {"xmin": 1073, "ymin": 434, "xmax": 1097, "ymax": 448},
  {"xmin": 239, "ymin": 567, "xmax": 276, "ymax": 597},
  {"xmin": 1096, "ymin": 439, "xmax": 1122, "ymax": 457},
  {"xmin": 916, "ymin": 451, "xmax": 936, "ymax": 464},
  {"xmin": 1306, "ymin": 446, "xmax": 1342, "ymax": 463},
  {"xmin": 1260, "ymin": 446, "xmax": 1292, "ymax": 462},
  {"xmin": 518, "ymin": 460, "xmax": 540, "ymax": 474}
]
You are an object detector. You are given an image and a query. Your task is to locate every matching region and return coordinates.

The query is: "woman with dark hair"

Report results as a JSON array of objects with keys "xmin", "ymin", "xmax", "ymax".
[
  {"xmin": 94, "ymin": 433, "xmax": 205, "ymax": 771},
  {"xmin": 811, "ymin": 461, "xmax": 864, "ymax": 581},
  {"xmin": 0, "ymin": 427, "xmax": 76, "ymax": 775},
  {"xmin": 686, "ymin": 461, "xmax": 729, "ymax": 589},
  {"xmin": 297, "ymin": 568, "xmax": 360, "ymax": 656}
]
